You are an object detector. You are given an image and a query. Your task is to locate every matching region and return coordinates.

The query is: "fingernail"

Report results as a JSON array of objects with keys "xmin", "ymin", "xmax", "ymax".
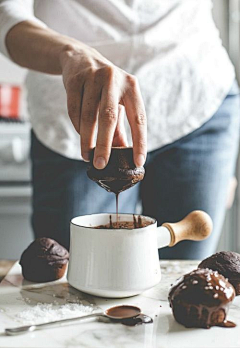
[
  {"xmin": 82, "ymin": 152, "xmax": 90, "ymax": 162},
  {"xmin": 94, "ymin": 156, "xmax": 106, "ymax": 169},
  {"xmin": 135, "ymin": 154, "xmax": 145, "ymax": 167}
]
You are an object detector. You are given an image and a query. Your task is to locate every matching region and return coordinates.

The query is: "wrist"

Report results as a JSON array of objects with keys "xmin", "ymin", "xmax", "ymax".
[
  {"xmin": 59, "ymin": 41, "xmax": 92, "ymax": 71},
  {"xmin": 59, "ymin": 43, "xmax": 77, "ymax": 70}
]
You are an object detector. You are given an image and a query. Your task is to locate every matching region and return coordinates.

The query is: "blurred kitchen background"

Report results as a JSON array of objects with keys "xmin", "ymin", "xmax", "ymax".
[{"xmin": 0, "ymin": 0, "xmax": 240, "ymax": 259}]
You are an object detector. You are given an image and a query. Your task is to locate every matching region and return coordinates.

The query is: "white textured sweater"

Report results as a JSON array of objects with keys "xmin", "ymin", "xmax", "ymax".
[{"xmin": 0, "ymin": 0, "xmax": 235, "ymax": 159}]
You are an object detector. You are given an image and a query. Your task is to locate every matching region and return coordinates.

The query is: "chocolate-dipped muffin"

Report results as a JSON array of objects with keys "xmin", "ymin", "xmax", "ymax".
[
  {"xmin": 87, "ymin": 147, "xmax": 145, "ymax": 194},
  {"xmin": 198, "ymin": 251, "xmax": 240, "ymax": 295},
  {"xmin": 20, "ymin": 238, "xmax": 69, "ymax": 282},
  {"xmin": 168, "ymin": 268, "xmax": 235, "ymax": 328}
]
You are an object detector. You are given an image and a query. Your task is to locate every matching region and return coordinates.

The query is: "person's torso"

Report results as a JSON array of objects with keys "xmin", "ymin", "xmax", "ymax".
[{"xmin": 27, "ymin": 0, "xmax": 235, "ymax": 159}]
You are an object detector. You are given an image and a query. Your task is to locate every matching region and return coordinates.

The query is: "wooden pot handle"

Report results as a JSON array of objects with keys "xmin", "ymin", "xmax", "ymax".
[{"xmin": 162, "ymin": 210, "xmax": 213, "ymax": 247}]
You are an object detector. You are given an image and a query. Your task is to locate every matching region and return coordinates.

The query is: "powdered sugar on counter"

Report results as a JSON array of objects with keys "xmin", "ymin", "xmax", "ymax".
[{"xmin": 15, "ymin": 303, "xmax": 94, "ymax": 325}]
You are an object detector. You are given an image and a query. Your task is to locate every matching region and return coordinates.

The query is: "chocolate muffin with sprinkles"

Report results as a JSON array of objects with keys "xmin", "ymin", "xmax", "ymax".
[
  {"xmin": 168, "ymin": 268, "xmax": 236, "ymax": 328},
  {"xmin": 198, "ymin": 251, "xmax": 240, "ymax": 295}
]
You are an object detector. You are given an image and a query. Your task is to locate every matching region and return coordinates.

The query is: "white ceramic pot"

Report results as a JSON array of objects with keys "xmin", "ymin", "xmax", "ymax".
[{"xmin": 67, "ymin": 211, "xmax": 212, "ymax": 298}]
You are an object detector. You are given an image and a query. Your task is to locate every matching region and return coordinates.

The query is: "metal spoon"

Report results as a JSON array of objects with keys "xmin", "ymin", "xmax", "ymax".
[{"xmin": 5, "ymin": 304, "xmax": 141, "ymax": 336}]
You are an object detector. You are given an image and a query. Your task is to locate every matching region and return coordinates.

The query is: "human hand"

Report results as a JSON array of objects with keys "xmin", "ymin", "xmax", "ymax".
[{"xmin": 60, "ymin": 44, "xmax": 147, "ymax": 169}]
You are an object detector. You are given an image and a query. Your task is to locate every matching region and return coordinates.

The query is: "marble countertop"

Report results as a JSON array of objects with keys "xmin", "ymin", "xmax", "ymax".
[
  {"xmin": 0, "ymin": 260, "xmax": 15, "ymax": 282},
  {"xmin": 0, "ymin": 260, "xmax": 240, "ymax": 348}
]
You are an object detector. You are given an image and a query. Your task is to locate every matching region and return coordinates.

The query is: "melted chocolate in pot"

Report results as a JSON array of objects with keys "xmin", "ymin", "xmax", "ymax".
[{"xmin": 95, "ymin": 215, "xmax": 152, "ymax": 229}]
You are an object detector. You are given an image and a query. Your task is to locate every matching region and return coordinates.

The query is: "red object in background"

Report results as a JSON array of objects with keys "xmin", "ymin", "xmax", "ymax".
[{"xmin": 0, "ymin": 84, "xmax": 21, "ymax": 119}]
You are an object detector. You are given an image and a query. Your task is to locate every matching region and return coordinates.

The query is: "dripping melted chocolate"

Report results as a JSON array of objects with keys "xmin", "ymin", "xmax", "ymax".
[
  {"xmin": 109, "ymin": 214, "xmax": 113, "ymax": 229},
  {"xmin": 169, "ymin": 268, "xmax": 236, "ymax": 329},
  {"xmin": 216, "ymin": 320, "xmax": 236, "ymax": 328},
  {"xmin": 87, "ymin": 148, "xmax": 145, "ymax": 228},
  {"xmin": 121, "ymin": 314, "xmax": 153, "ymax": 326},
  {"xmin": 133, "ymin": 214, "xmax": 143, "ymax": 229},
  {"xmin": 116, "ymin": 193, "xmax": 119, "ymax": 228}
]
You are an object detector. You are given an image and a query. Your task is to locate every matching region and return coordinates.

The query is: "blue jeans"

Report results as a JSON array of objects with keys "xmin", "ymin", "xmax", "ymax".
[{"xmin": 31, "ymin": 81, "xmax": 240, "ymax": 259}]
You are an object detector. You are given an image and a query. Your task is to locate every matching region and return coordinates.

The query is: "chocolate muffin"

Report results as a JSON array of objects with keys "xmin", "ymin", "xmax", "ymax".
[
  {"xmin": 198, "ymin": 251, "xmax": 240, "ymax": 295},
  {"xmin": 20, "ymin": 238, "xmax": 69, "ymax": 282},
  {"xmin": 168, "ymin": 268, "xmax": 235, "ymax": 328},
  {"xmin": 87, "ymin": 147, "xmax": 145, "ymax": 194}
]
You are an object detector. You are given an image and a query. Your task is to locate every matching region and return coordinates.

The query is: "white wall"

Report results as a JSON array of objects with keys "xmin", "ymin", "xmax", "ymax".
[{"xmin": 212, "ymin": 0, "xmax": 229, "ymax": 49}]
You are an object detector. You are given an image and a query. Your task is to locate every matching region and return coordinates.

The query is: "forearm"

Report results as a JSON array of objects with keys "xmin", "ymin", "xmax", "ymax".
[
  {"xmin": 5, "ymin": 19, "xmax": 147, "ymax": 168},
  {"xmin": 6, "ymin": 20, "xmax": 88, "ymax": 74}
]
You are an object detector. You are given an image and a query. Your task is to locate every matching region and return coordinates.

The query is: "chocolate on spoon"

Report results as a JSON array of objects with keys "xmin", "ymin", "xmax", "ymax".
[{"xmin": 5, "ymin": 305, "xmax": 152, "ymax": 335}]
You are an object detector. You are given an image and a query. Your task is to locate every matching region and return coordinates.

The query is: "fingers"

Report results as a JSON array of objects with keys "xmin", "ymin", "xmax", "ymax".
[
  {"xmin": 80, "ymin": 82, "xmax": 101, "ymax": 161},
  {"xmin": 123, "ymin": 75, "xmax": 147, "ymax": 167},
  {"xmin": 67, "ymin": 89, "xmax": 82, "ymax": 133},
  {"xmin": 112, "ymin": 105, "xmax": 128, "ymax": 147},
  {"xmin": 66, "ymin": 66, "xmax": 146, "ymax": 169},
  {"xmin": 93, "ymin": 84, "xmax": 119, "ymax": 169}
]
